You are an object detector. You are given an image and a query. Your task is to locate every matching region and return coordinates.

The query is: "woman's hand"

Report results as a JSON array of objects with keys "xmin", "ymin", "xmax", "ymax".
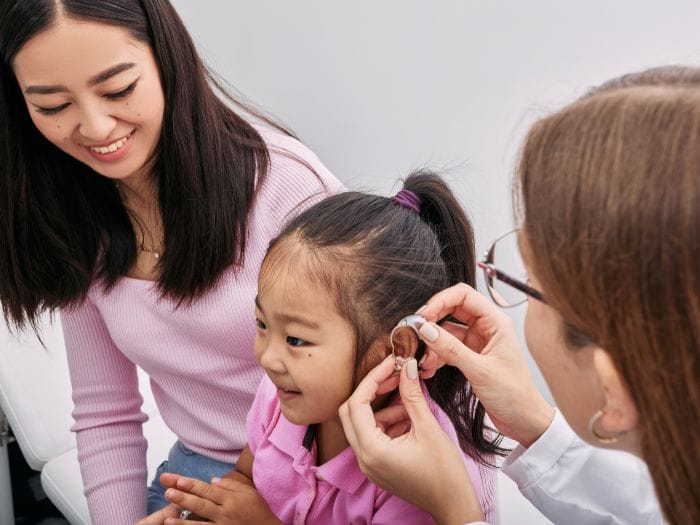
[
  {"xmin": 417, "ymin": 283, "xmax": 554, "ymax": 447},
  {"xmin": 157, "ymin": 473, "xmax": 283, "ymax": 524},
  {"xmin": 339, "ymin": 356, "xmax": 484, "ymax": 525}
]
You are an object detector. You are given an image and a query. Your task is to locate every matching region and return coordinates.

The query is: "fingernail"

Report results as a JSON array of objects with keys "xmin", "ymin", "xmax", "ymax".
[
  {"xmin": 165, "ymin": 488, "xmax": 176, "ymax": 499},
  {"xmin": 211, "ymin": 476, "xmax": 221, "ymax": 484},
  {"xmin": 418, "ymin": 354, "xmax": 427, "ymax": 366},
  {"xmin": 415, "ymin": 304, "xmax": 427, "ymax": 314},
  {"xmin": 419, "ymin": 322, "xmax": 439, "ymax": 342},
  {"xmin": 407, "ymin": 358, "xmax": 418, "ymax": 380}
]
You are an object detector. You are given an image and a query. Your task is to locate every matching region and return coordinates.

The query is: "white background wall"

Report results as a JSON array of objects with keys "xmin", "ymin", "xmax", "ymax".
[{"xmin": 171, "ymin": 2, "xmax": 699, "ymax": 522}]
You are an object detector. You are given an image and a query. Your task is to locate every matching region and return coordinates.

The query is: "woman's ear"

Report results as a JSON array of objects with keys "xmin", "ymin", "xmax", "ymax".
[
  {"xmin": 390, "ymin": 326, "xmax": 420, "ymax": 360},
  {"xmin": 591, "ymin": 347, "xmax": 640, "ymax": 441}
]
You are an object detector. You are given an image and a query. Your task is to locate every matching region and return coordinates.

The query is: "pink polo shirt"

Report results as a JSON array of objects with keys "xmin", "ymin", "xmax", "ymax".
[{"xmin": 247, "ymin": 375, "xmax": 498, "ymax": 524}]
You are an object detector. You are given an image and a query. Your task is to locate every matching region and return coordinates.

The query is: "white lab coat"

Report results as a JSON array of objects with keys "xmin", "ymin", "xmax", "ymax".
[{"xmin": 471, "ymin": 410, "xmax": 664, "ymax": 524}]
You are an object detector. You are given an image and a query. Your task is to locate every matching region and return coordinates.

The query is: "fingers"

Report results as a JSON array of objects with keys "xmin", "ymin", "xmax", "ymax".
[
  {"xmin": 159, "ymin": 472, "xmax": 181, "ymax": 489},
  {"xmin": 419, "ymin": 283, "xmax": 506, "ymax": 328},
  {"xmin": 165, "ymin": 485, "xmax": 219, "ymax": 521},
  {"xmin": 163, "ymin": 475, "xmax": 225, "ymax": 506},
  {"xmin": 374, "ymin": 404, "xmax": 410, "ymax": 436},
  {"xmin": 440, "ymin": 320, "xmax": 471, "ymax": 341},
  {"xmin": 384, "ymin": 418, "xmax": 412, "ymax": 438},
  {"xmin": 135, "ymin": 505, "xmax": 181, "ymax": 525},
  {"xmin": 340, "ymin": 357, "xmax": 396, "ymax": 452},
  {"xmin": 396, "ymin": 359, "xmax": 442, "ymax": 434},
  {"xmin": 418, "ymin": 322, "xmax": 481, "ymax": 379}
]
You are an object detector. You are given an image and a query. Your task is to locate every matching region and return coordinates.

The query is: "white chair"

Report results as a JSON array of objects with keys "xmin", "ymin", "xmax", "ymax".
[{"xmin": 0, "ymin": 313, "xmax": 176, "ymax": 524}]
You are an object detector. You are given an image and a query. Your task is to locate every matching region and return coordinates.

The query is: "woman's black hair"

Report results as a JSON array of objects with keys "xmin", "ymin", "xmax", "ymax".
[
  {"xmin": 260, "ymin": 170, "xmax": 507, "ymax": 464},
  {"xmin": 0, "ymin": 0, "xmax": 290, "ymax": 329}
]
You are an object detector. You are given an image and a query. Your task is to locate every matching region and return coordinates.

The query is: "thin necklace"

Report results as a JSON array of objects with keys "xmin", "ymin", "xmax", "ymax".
[{"xmin": 139, "ymin": 242, "xmax": 162, "ymax": 259}]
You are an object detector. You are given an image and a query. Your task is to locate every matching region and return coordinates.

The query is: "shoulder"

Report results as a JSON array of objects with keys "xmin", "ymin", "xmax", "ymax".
[{"xmin": 255, "ymin": 126, "xmax": 345, "ymax": 205}]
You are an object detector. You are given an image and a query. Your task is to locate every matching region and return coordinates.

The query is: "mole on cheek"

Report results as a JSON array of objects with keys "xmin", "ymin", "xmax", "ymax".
[{"xmin": 308, "ymin": 353, "xmax": 312, "ymax": 358}]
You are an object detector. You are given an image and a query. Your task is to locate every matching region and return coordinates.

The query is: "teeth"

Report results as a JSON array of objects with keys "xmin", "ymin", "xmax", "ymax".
[{"xmin": 89, "ymin": 133, "xmax": 131, "ymax": 154}]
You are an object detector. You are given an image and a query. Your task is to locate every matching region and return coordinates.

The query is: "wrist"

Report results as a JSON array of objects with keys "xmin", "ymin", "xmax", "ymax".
[
  {"xmin": 431, "ymin": 488, "xmax": 483, "ymax": 525},
  {"xmin": 434, "ymin": 505, "xmax": 484, "ymax": 525},
  {"xmin": 513, "ymin": 398, "xmax": 555, "ymax": 448}
]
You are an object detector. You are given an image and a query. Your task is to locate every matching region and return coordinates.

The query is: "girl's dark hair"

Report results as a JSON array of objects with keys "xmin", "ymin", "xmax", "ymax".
[
  {"xmin": 0, "ymin": 0, "xmax": 286, "ymax": 329},
  {"xmin": 261, "ymin": 170, "xmax": 506, "ymax": 464}
]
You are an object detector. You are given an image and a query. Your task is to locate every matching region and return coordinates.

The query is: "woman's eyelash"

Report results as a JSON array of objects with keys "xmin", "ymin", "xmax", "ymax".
[
  {"xmin": 255, "ymin": 318, "xmax": 267, "ymax": 330},
  {"xmin": 35, "ymin": 80, "xmax": 138, "ymax": 115},
  {"xmin": 36, "ymin": 103, "xmax": 70, "ymax": 116},
  {"xmin": 104, "ymin": 80, "xmax": 138, "ymax": 100}
]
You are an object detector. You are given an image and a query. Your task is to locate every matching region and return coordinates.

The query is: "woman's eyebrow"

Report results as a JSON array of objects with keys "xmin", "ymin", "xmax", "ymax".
[{"xmin": 24, "ymin": 62, "xmax": 136, "ymax": 95}]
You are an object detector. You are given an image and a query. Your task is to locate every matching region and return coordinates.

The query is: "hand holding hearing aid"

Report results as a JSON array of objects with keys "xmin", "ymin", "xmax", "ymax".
[
  {"xmin": 415, "ymin": 283, "xmax": 554, "ymax": 448},
  {"xmin": 339, "ymin": 355, "xmax": 484, "ymax": 525}
]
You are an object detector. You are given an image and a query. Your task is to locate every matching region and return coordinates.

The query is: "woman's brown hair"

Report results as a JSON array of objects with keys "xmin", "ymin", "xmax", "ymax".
[{"xmin": 517, "ymin": 66, "xmax": 700, "ymax": 524}]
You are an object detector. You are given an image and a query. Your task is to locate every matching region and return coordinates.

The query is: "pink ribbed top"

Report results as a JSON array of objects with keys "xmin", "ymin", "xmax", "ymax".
[{"xmin": 60, "ymin": 129, "xmax": 343, "ymax": 524}]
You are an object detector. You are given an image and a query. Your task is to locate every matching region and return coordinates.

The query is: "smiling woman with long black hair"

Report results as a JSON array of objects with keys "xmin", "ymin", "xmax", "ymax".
[{"xmin": 0, "ymin": 1, "xmax": 342, "ymax": 522}]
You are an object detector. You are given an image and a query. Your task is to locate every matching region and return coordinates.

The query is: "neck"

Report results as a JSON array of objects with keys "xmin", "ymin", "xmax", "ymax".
[
  {"xmin": 315, "ymin": 417, "xmax": 349, "ymax": 465},
  {"xmin": 117, "ymin": 175, "xmax": 158, "ymax": 210},
  {"xmin": 314, "ymin": 390, "xmax": 394, "ymax": 465}
]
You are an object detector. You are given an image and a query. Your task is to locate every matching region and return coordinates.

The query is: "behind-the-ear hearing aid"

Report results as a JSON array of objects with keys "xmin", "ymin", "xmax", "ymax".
[{"xmin": 389, "ymin": 314, "xmax": 427, "ymax": 370}]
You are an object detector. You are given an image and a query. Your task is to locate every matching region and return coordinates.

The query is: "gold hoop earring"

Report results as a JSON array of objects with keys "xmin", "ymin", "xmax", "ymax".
[{"xmin": 588, "ymin": 409, "xmax": 624, "ymax": 444}]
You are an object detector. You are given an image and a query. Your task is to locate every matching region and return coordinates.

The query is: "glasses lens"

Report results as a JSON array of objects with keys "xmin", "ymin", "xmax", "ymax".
[{"xmin": 485, "ymin": 231, "xmax": 528, "ymax": 307}]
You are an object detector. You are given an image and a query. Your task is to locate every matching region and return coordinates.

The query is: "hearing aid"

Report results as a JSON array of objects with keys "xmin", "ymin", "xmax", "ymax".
[{"xmin": 389, "ymin": 314, "xmax": 427, "ymax": 371}]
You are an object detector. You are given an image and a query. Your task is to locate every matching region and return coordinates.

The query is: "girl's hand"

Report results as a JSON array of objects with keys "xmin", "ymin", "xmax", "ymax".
[
  {"xmin": 135, "ymin": 504, "xmax": 182, "ymax": 525},
  {"xmin": 159, "ymin": 473, "xmax": 283, "ymax": 525},
  {"xmin": 339, "ymin": 356, "xmax": 484, "ymax": 525},
  {"xmin": 417, "ymin": 283, "xmax": 554, "ymax": 447}
]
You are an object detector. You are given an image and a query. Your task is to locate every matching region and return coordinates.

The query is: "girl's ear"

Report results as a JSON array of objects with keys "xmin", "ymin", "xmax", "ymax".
[{"xmin": 390, "ymin": 326, "xmax": 420, "ymax": 360}]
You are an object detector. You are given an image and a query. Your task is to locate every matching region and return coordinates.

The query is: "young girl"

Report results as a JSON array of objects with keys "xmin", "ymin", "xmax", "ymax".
[
  {"xmin": 0, "ymin": 1, "xmax": 341, "ymax": 521},
  {"xmin": 154, "ymin": 171, "xmax": 503, "ymax": 524}
]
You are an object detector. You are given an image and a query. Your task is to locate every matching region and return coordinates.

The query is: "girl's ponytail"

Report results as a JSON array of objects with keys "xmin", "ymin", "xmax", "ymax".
[
  {"xmin": 402, "ymin": 170, "xmax": 476, "ymax": 288},
  {"xmin": 402, "ymin": 170, "xmax": 505, "ymax": 462}
]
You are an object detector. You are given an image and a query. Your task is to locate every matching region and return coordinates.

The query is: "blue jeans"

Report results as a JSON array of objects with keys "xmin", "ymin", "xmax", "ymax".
[{"xmin": 147, "ymin": 440, "xmax": 235, "ymax": 512}]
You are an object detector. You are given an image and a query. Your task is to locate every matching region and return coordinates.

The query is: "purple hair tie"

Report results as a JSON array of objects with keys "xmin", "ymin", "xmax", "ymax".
[{"xmin": 392, "ymin": 189, "xmax": 421, "ymax": 214}]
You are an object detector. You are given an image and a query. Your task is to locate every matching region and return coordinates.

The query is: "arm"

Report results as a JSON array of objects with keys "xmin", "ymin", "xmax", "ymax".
[
  {"xmin": 61, "ymin": 296, "xmax": 149, "ymax": 524},
  {"xmin": 154, "ymin": 377, "xmax": 284, "ymax": 524},
  {"xmin": 221, "ymin": 444, "xmax": 254, "ymax": 487},
  {"xmin": 503, "ymin": 410, "xmax": 664, "ymax": 525},
  {"xmin": 157, "ymin": 445, "xmax": 283, "ymax": 525},
  {"xmin": 339, "ymin": 357, "xmax": 484, "ymax": 525}
]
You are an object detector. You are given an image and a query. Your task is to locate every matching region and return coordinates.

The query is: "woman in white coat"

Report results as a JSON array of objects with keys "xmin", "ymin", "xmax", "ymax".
[{"xmin": 340, "ymin": 65, "xmax": 699, "ymax": 525}]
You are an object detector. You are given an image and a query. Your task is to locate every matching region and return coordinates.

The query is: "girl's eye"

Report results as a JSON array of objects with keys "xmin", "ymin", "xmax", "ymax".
[
  {"xmin": 36, "ymin": 103, "xmax": 70, "ymax": 116},
  {"xmin": 286, "ymin": 336, "xmax": 307, "ymax": 347},
  {"xmin": 255, "ymin": 318, "xmax": 267, "ymax": 330},
  {"xmin": 104, "ymin": 80, "xmax": 137, "ymax": 100}
]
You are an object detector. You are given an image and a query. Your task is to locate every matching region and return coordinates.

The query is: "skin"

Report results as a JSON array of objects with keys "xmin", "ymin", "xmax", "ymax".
[
  {"xmin": 139, "ymin": 252, "xmax": 411, "ymax": 523},
  {"xmin": 12, "ymin": 16, "xmax": 166, "ymax": 280},
  {"xmin": 12, "ymin": 17, "xmax": 165, "ymax": 188},
  {"xmin": 339, "ymin": 279, "xmax": 642, "ymax": 524},
  {"xmin": 254, "ymin": 268, "xmax": 360, "ymax": 463}
]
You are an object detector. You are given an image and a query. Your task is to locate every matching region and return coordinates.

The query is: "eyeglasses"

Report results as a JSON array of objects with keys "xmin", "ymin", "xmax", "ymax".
[{"xmin": 477, "ymin": 230, "xmax": 546, "ymax": 307}]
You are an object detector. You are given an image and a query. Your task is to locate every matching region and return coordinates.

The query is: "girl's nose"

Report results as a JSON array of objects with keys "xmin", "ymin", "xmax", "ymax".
[{"xmin": 257, "ymin": 340, "xmax": 286, "ymax": 375}]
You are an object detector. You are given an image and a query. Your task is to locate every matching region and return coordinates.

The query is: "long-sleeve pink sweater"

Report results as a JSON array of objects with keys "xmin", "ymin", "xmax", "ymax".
[{"xmin": 60, "ymin": 128, "xmax": 343, "ymax": 524}]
